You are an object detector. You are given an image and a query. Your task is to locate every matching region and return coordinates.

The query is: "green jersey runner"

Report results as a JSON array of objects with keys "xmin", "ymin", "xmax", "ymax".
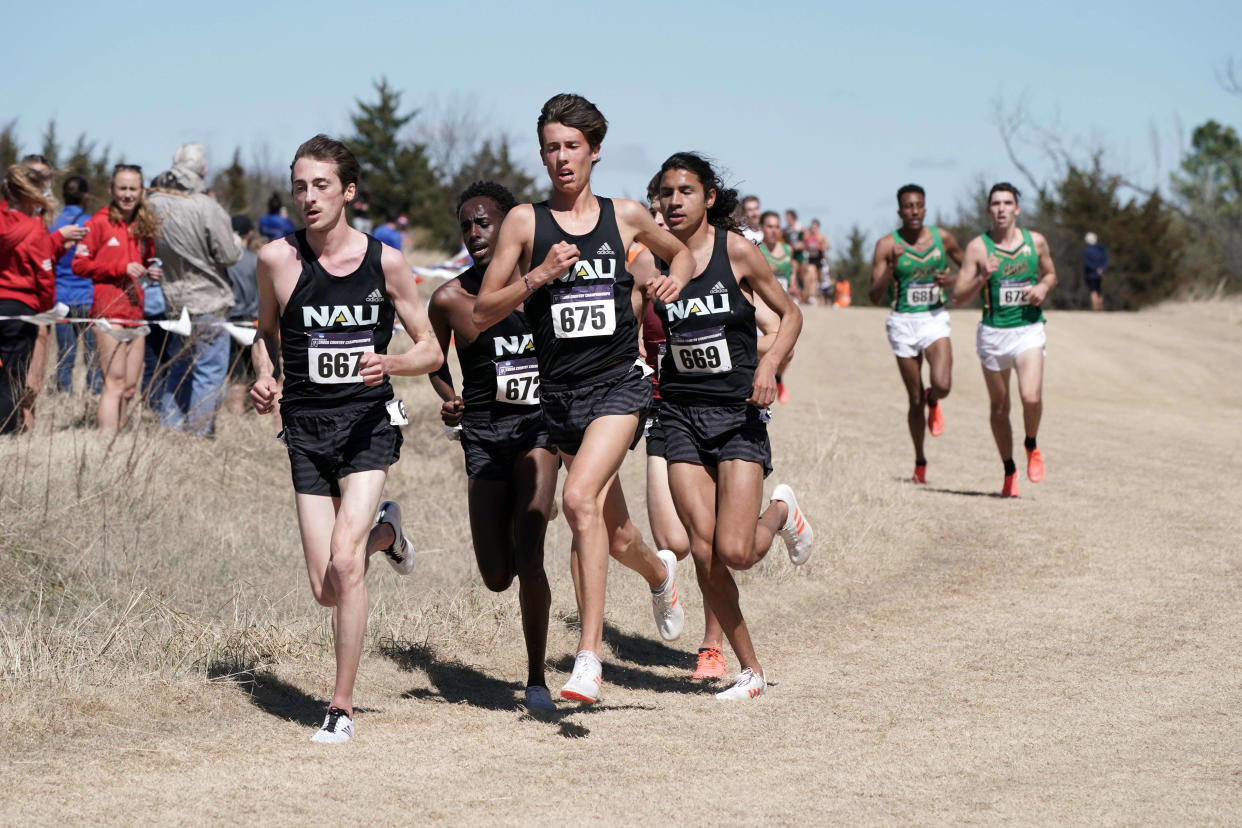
[
  {"xmin": 889, "ymin": 226, "xmax": 948, "ymax": 313},
  {"xmin": 761, "ymin": 241, "xmax": 793, "ymax": 290},
  {"xmin": 981, "ymin": 227, "xmax": 1044, "ymax": 328}
]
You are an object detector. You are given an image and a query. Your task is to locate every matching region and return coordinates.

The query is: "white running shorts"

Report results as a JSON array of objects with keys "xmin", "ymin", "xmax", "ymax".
[
  {"xmin": 886, "ymin": 308, "xmax": 951, "ymax": 358},
  {"xmin": 976, "ymin": 321, "xmax": 1046, "ymax": 372}
]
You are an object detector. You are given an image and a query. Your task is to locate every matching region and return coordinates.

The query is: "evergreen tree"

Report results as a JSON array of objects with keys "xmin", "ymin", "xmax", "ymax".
[
  {"xmin": 449, "ymin": 137, "xmax": 546, "ymax": 207},
  {"xmin": 349, "ymin": 78, "xmax": 449, "ymax": 244},
  {"xmin": 41, "ymin": 119, "xmax": 60, "ymax": 168},
  {"xmin": 213, "ymin": 147, "xmax": 249, "ymax": 214},
  {"xmin": 0, "ymin": 121, "xmax": 19, "ymax": 171},
  {"xmin": 833, "ymin": 225, "xmax": 871, "ymax": 303}
]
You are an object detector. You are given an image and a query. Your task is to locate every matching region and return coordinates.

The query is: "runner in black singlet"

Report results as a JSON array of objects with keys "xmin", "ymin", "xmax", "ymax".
[
  {"xmin": 636, "ymin": 152, "xmax": 812, "ymax": 701},
  {"xmin": 473, "ymin": 94, "xmax": 694, "ymax": 704},
  {"xmin": 250, "ymin": 135, "xmax": 442, "ymax": 743},
  {"xmin": 427, "ymin": 181, "xmax": 559, "ymax": 712}
]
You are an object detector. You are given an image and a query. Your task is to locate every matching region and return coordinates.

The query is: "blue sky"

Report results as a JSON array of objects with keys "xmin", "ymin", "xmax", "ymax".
[{"xmin": 5, "ymin": 0, "xmax": 1239, "ymax": 248}]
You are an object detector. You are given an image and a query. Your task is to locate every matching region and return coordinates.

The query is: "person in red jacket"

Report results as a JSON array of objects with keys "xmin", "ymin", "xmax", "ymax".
[
  {"xmin": 0, "ymin": 163, "xmax": 86, "ymax": 433},
  {"xmin": 73, "ymin": 164, "xmax": 162, "ymax": 432}
]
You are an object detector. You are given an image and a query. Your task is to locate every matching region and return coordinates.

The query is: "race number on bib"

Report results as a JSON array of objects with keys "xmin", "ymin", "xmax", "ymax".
[
  {"xmin": 495, "ymin": 357, "xmax": 540, "ymax": 405},
  {"xmin": 550, "ymin": 284, "xmax": 616, "ymax": 339},
  {"xmin": 999, "ymin": 280, "xmax": 1031, "ymax": 307},
  {"xmin": 906, "ymin": 282, "xmax": 939, "ymax": 306},
  {"xmin": 308, "ymin": 331, "xmax": 374, "ymax": 384},
  {"xmin": 671, "ymin": 327, "xmax": 732, "ymax": 374}
]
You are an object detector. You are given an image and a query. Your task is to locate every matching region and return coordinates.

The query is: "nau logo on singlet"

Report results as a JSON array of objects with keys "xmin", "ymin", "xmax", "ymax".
[
  {"xmin": 493, "ymin": 333, "xmax": 534, "ymax": 356},
  {"xmin": 665, "ymin": 293, "xmax": 731, "ymax": 322},
  {"xmin": 556, "ymin": 257, "xmax": 616, "ymax": 282},
  {"xmin": 302, "ymin": 304, "xmax": 380, "ymax": 327}
]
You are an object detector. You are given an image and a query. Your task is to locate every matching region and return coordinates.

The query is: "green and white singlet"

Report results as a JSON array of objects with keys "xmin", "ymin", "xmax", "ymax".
[
  {"xmin": 889, "ymin": 226, "xmax": 948, "ymax": 313},
  {"xmin": 981, "ymin": 228, "xmax": 1044, "ymax": 329},
  {"xmin": 761, "ymin": 241, "xmax": 793, "ymax": 290}
]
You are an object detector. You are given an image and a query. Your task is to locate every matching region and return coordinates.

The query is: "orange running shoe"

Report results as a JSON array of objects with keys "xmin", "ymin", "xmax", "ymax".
[
  {"xmin": 927, "ymin": 401, "xmax": 945, "ymax": 437},
  {"xmin": 912, "ymin": 463, "xmax": 927, "ymax": 484},
  {"xmin": 1001, "ymin": 472, "xmax": 1019, "ymax": 498},
  {"xmin": 777, "ymin": 382, "xmax": 791, "ymax": 404},
  {"xmin": 692, "ymin": 646, "xmax": 727, "ymax": 680},
  {"xmin": 1026, "ymin": 447, "xmax": 1044, "ymax": 483}
]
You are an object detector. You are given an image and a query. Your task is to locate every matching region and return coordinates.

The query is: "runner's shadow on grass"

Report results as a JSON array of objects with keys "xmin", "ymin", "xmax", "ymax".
[
  {"xmin": 379, "ymin": 639, "xmax": 519, "ymax": 712},
  {"xmin": 602, "ymin": 621, "xmax": 691, "ymax": 670},
  {"xmin": 207, "ymin": 663, "xmax": 331, "ymax": 728},
  {"xmin": 549, "ymin": 653, "xmax": 704, "ymax": 697},
  {"xmin": 917, "ymin": 484, "xmax": 1014, "ymax": 499}
]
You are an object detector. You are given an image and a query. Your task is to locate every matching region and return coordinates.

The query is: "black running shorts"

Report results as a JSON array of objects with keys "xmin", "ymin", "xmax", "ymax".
[
  {"xmin": 538, "ymin": 360, "xmax": 651, "ymax": 455},
  {"xmin": 460, "ymin": 406, "xmax": 555, "ymax": 481},
  {"xmin": 660, "ymin": 400, "xmax": 772, "ymax": 478},
  {"xmin": 644, "ymin": 400, "xmax": 666, "ymax": 459},
  {"xmin": 280, "ymin": 401, "xmax": 402, "ymax": 497}
]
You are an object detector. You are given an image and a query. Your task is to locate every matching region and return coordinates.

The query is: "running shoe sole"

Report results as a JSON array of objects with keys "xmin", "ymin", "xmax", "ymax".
[
  {"xmin": 771, "ymin": 484, "xmax": 814, "ymax": 565},
  {"xmin": 375, "ymin": 501, "xmax": 414, "ymax": 575}
]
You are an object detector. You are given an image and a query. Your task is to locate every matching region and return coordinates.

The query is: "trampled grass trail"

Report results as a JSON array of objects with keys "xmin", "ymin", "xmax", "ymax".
[{"xmin": 2, "ymin": 301, "xmax": 1240, "ymax": 823}]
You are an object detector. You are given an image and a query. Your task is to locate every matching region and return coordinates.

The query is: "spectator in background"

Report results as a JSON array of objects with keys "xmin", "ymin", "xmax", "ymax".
[
  {"xmin": 1, "ymin": 164, "xmax": 86, "ymax": 432},
  {"xmin": 741, "ymin": 194, "xmax": 762, "ymax": 244},
  {"xmin": 258, "ymin": 192, "xmax": 297, "ymax": 241},
  {"xmin": 225, "ymin": 214, "xmax": 258, "ymax": 414},
  {"xmin": 145, "ymin": 142, "xmax": 243, "ymax": 436},
  {"xmin": 73, "ymin": 163, "xmax": 160, "ymax": 433},
  {"xmin": 805, "ymin": 218, "xmax": 831, "ymax": 304},
  {"xmin": 49, "ymin": 174, "xmax": 101, "ymax": 394},
  {"xmin": 372, "ymin": 210, "xmax": 403, "ymax": 251},
  {"xmin": 351, "ymin": 189, "xmax": 372, "ymax": 233},
  {"xmin": 784, "ymin": 209, "xmax": 812, "ymax": 304},
  {"xmin": 1083, "ymin": 231, "xmax": 1106, "ymax": 312}
]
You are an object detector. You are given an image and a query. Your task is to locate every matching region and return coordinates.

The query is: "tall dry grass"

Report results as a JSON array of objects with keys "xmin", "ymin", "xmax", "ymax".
[{"xmin": 0, "ymin": 323, "xmax": 859, "ymax": 697}]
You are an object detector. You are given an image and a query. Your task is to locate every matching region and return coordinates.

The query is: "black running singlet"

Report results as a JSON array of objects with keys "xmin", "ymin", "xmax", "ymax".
[
  {"xmin": 525, "ymin": 198, "xmax": 638, "ymax": 385},
  {"xmin": 454, "ymin": 266, "xmax": 541, "ymax": 411},
  {"xmin": 278, "ymin": 230, "xmax": 395, "ymax": 411},
  {"xmin": 655, "ymin": 227, "xmax": 758, "ymax": 404}
]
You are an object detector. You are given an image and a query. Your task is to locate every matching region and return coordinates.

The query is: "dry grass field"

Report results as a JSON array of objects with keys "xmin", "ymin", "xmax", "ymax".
[{"xmin": 2, "ymin": 300, "xmax": 1240, "ymax": 824}]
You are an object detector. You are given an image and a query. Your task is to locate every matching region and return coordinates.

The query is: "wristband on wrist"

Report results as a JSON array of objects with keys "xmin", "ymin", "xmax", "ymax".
[{"xmin": 523, "ymin": 274, "xmax": 534, "ymax": 293}]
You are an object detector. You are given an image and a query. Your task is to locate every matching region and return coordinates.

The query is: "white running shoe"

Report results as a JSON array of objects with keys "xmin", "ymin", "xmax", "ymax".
[
  {"xmin": 375, "ymin": 501, "xmax": 414, "ymax": 575},
  {"xmin": 310, "ymin": 707, "xmax": 354, "ymax": 743},
  {"xmin": 560, "ymin": 650, "xmax": 602, "ymax": 703},
  {"xmin": 770, "ymin": 484, "xmax": 813, "ymax": 565},
  {"xmin": 715, "ymin": 668, "xmax": 767, "ymax": 701},
  {"xmin": 524, "ymin": 685, "xmax": 556, "ymax": 712},
  {"xmin": 651, "ymin": 549, "xmax": 684, "ymax": 641}
]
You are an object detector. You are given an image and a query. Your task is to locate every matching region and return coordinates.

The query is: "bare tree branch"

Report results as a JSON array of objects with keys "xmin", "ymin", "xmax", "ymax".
[{"xmin": 1216, "ymin": 57, "xmax": 1242, "ymax": 97}]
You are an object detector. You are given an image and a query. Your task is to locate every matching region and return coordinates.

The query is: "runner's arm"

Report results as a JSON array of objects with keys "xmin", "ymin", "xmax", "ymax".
[
  {"xmin": 426, "ymin": 283, "xmax": 458, "ymax": 402},
  {"xmin": 1025, "ymin": 232, "xmax": 1057, "ymax": 307},
  {"xmin": 952, "ymin": 237, "xmax": 987, "ymax": 307},
  {"xmin": 869, "ymin": 235, "xmax": 895, "ymax": 306},
  {"xmin": 753, "ymin": 292, "xmax": 781, "ymax": 359},
  {"xmin": 474, "ymin": 205, "xmax": 577, "ymax": 329},
  {"xmin": 426, "ymin": 283, "xmax": 466, "ymax": 426},
  {"xmin": 935, "ymin": 229, "xmax": 965, "ymax": 290},
  {"xmin": 249, "ymin": 244, "xmax": 283, "ymax": 415},
  {"xmin": 621, "ymin": 199, "xmax": 692, "ymax": 303},
  {"xmin": 735, "ymin": 234, "xmax": 802, "ymax": 406},
  {"xmin": 359, "ymin": 247, "xmax": 442, "ymax": 383}
]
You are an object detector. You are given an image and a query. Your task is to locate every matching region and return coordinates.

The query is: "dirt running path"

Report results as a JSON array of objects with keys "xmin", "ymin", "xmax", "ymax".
[{"xmin": 4, "ymin": 303, "xmax": 1240, "ymax": 824}]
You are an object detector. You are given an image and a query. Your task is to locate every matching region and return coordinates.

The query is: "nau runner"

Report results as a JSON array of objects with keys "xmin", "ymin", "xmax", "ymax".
[
  {"xmin": 250, "ymin": 135, "xmax": 442, "ymax": 742},
  {"xmin": 474, "ymin": 93, "xmax": 694, "ymax": 704}
]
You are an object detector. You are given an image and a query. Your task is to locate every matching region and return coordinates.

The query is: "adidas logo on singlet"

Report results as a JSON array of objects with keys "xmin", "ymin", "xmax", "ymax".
[
  {"xmin": 365, "ymin": 288, "xmax": 384, "ymax": 303},
  {"xmin": 596, "ymin": 242, "xmax": 614, "ymax": 256},
  {"xmin": 709, "ymin": 281, "xmax": 728, "ymax": 295}
]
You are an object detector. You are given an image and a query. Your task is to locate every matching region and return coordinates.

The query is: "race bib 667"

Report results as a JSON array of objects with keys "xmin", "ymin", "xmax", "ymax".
[{"xmin": 308, "ymin": 331, "xmax": 374, "ymax": 384}]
